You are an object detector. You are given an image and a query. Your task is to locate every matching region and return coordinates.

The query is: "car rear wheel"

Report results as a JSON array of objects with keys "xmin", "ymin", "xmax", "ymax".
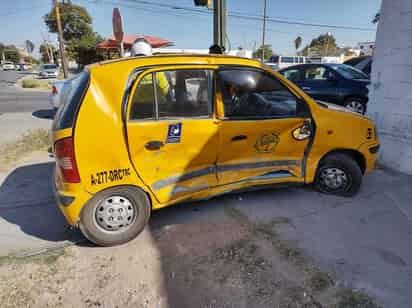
[
  {"xmin": 79, "ymin": 186, "xmax": 151, "ymax": 246},
  {"xmin": 344, "ymin": 98, "xmax": 366, "ymax": 115},
  {"xmin": 314, "ymin": 153, "xmax": 362, "ymax": 197}
]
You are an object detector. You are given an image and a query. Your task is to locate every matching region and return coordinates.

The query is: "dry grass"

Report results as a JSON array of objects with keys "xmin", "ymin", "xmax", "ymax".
[{"xmin": 0, "ymin": 129, "xmax": 51, "ymax": 165}]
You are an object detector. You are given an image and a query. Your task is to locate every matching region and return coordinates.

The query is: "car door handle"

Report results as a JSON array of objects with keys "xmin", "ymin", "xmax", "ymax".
[
  {"xmin": 145, "ymin": 140, "xmax": 164, "ymax": 151},
  {"xmin": 231, "ymin": 135, "xmax": 247, "ymax": 142}
]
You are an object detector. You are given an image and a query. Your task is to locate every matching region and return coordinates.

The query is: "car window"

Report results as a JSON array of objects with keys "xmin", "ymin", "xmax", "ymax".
[
  {"xmin": 329, "ymin": 64, "xmax": 368, "ymax": 80},
  {"xmin": 157, "ymin": 70, "xmax": 211, "ymax": 119},
  {"xmin": 304, "ymin": 66, "xmax": 332, "ymax": 81},
  {"xmin": 130, "ymin": 73, "xmax": 156, "ymax": 120},
  {"xmin": 129, "ymin": 69, "xmax": 212, "ymax": 120},
  {"xmin": 217, "ymin": 69, "xmax": 299, "ymax": 119},
  {"xmin": 281, "ymin": 68, "xmax": 302, "ymax": 82},
  {"xmin": 281, "ymin": 57, "xmax": 294, "ymax": 63},
  {"xmin": 53, "ymin": 71, "xmax": 90, "ymax": 130},
  {"xmin": 43, "ymin": 64, "xmax": 57, "ymax": 70}
]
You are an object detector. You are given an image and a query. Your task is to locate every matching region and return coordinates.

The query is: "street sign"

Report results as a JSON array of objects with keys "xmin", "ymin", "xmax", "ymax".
[{"xmin": 112, "ymin": 8, "xmax": 124, "ymax": 43}]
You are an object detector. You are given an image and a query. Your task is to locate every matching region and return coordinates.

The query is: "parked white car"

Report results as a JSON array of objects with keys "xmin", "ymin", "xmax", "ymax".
[
  {"xmin": 266, "ymin": 56, "xmax": 308, "ymax": 70},
  {"xmin": 1, "ymin": 61, "xmax": 15, "ymax": 70},
  {"xmin": 38, "ymin": 64, "xmax": 59, "ymax": 78}
]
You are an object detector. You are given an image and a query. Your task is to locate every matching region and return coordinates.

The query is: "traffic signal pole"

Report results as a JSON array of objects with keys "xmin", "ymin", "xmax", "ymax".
[{"xmin": 213, "ymin": 0, "xmax": 226, "ymax": 52}]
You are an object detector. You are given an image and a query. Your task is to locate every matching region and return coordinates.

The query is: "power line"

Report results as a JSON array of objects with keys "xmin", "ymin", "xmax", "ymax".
[
  {"xmin": 120, "ymin": 0, "xmax": 376, "ymax": 32},
  {"xmin": 84, "ymin": 0, "xmax": 303, "ymax": 38}
]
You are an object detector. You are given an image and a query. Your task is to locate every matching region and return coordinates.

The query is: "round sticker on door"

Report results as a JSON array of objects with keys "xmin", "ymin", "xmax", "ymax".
[{"xmin": 255, "ymin": 132, "xmax": 280, "ymax": 153}]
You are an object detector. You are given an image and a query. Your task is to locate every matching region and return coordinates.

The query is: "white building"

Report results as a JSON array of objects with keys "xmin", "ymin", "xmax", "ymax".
[
  {"xmin": 368, "ymin": 0, "xmax": 412, "ymax": 174},
  {"xmin": 357, "ymin": 41, "xmax": 375, "ymax": 56}
]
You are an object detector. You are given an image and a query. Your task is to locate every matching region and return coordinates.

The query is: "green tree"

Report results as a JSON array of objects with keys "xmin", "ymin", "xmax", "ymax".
[
  {"xmin": 67, "ymin": 32, "xmax": 104, "ymax": 68},
  {"xmin": 44, "ymin": 3, "xmax": 93, "ymax": 41},
  {"xmin": 0, "ymin": 43, "xmax": 21, "ymax": 63},
  {"xmin": 44, "ymin": 3, "xmax": 104, "ymax": 66},
  {"xmin": 301, "ymin": 33, "xmax": 339, "ymax": 57},
  {"xmin": 253, "ymin": 44, "xmax": 273, "ymax": 61},
  {"xmin": 294, "ymin": 36, "xmax": 302, "ymax": 54}
]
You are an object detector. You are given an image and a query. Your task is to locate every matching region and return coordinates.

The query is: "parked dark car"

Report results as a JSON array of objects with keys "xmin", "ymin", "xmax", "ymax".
[
  {"xmin": 279, "ymin": 63, "xmax": 370, "ymax": 114},
  {"xmin": 344, "ymin": 56, "xmax": 372, "ymax": 76}
]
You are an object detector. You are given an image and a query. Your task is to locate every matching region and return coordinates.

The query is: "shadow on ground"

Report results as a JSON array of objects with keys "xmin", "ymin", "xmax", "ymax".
[
  {"xmin": 0, "ymin": 162, "xmax": 82, "ymax": 246},
  {"xmin": 32, "ymin": 108, "xmax": 56, "ymax": 120}
]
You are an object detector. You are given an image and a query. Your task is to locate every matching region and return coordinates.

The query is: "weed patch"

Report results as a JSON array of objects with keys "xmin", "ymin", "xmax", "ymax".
[{"xmin": 0, "ymin": 129, "xmax": 50, "ymax": 164}]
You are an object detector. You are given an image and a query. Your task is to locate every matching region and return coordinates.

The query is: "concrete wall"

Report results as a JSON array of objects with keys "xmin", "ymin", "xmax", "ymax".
[{"xmin": 368, "ymin": 0, "xmax": 412, "ymax": 174}]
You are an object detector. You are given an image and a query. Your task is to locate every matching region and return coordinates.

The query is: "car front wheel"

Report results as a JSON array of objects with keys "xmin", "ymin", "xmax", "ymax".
[
  {"xmin": 79, "ymin": 186, "xmax": 151, "ymax": 246},
  {"xmin": 314, "ymin": 153, "xmax": 362, "ymax": 197}
]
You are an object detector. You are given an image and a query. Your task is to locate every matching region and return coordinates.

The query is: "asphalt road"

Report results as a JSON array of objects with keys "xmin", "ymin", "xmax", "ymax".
[{"xmin": 0, "ymin": 70, "xmax": 50, "ymax": 113}]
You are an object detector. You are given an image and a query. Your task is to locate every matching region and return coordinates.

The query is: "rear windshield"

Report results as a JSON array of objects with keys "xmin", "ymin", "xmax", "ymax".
[
  {"xmin": 53, "ymin": 71, "xmax": 90, "ymax": 130},
  {"xmin": 43, "ymin": 64, "xmax": 58, "ymax": 70}
]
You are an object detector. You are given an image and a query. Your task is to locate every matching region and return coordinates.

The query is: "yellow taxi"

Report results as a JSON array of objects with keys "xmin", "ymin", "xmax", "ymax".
[{"xmin": 52, "ymin": 54, "xmax": 379, "ymax": 246}]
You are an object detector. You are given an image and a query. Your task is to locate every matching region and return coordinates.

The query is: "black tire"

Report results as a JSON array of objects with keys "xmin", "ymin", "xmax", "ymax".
[
  {"xmin": 314, "ymin": 153, "xmax": 362, "ymax": 197},
  {"xmin": 344, "ymin": 97, "xmax": 366, "ymax": 115},
  {"xmin": 79, "ymin": 186, "xmax": 151, "ymax": 246}
]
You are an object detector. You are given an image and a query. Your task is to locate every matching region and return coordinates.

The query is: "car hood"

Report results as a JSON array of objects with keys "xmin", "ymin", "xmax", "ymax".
[{"xmin": 353, "ymin": 79, "xmax": 370, "ymax": 85}]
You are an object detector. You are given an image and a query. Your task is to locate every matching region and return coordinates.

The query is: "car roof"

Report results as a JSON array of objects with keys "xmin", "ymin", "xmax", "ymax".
[{"xmin": 90, "ymin": 53, "xmax": 262, "ymax": 69}]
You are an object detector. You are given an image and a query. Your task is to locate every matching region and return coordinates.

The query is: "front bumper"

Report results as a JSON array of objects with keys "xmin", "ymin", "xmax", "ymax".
[
  {"xmin": 358, "ymin": 141, "xmax": 380, "ymax": 174},
  {"xmin": 53, "ymin": 167, "xmax": 93, "ymax": 226}
]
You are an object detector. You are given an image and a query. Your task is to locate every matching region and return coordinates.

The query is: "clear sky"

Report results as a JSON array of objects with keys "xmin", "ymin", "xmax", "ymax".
[{"xmin": 0, "ymin": 0, "xmax": 381, "ymax": 57}]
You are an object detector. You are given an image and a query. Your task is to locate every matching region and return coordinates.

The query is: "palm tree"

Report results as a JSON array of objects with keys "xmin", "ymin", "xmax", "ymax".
[{"xmin": 294, "ymin": 36, "xmax": 302, "ymax": 55}]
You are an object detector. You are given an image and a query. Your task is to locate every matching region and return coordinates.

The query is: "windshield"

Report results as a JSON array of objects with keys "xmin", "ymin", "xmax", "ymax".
[
  {"xmin": 330, "ymin": 64, "xmax": 368, "ymax": 80},
  {"xmin": 42, "ymin": 64, "xmax": 58, "ymax": 70}
]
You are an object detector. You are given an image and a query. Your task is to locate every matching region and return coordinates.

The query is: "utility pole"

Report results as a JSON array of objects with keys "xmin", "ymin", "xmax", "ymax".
[
  {"xmin": 213, "ymin": 0, "xmax": 226, "ymax": 52},
  {"xmin": 261, "ymin": 0, "xmax": 267, "ymax": 62},
  {"xmin": 54, "ymin": 0, "xmax": 69, "ymax": 78},
  {"xmin": 325, "ymin": 32, "xmax": 331, "ymax": 57}
]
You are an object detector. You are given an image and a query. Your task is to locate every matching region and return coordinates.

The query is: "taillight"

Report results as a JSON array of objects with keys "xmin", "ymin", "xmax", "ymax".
[
  {"xmin": 54, "ymin": 137, "xmax": 80, "ymax": 183},
  {"xmin": 52, "ymin": 85, "xmax": 58, "ymax": 95}
]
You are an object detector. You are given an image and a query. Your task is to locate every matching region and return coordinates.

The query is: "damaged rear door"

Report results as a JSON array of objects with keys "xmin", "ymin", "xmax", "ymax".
[{"xmin": 126, "ymin": 66, "xmax": 219, "ymax": 203}]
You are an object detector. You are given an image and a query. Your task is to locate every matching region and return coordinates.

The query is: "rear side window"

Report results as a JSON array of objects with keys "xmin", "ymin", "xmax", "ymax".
[
  {"xmin": 130, "ymin": 74, "xmax": 156, "ymax": 120},
  {"xmin": 282, "ymin": 68, "xmax": 303, "ymax": 82},
  {"xmin": 53, "ymin": 71, "xmax": 90, "ymax": 130},
  {"xmin": 129, "ymin": 69, "xmax": 212, "ymax": 120}
]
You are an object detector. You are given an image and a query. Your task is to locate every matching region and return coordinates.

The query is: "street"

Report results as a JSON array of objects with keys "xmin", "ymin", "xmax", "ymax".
[{"xmin": 0, "ymin": 70, "xmax": 49, "ymax": 113}]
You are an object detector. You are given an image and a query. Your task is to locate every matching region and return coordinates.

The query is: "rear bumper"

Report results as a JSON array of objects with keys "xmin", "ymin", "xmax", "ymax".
[{"xmin": 53, "ymin": 166, "xmax": 93, "ymax": 226}]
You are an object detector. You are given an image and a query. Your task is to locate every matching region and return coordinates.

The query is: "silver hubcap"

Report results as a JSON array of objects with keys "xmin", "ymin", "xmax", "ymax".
[
  {"xmin": 94, "ymin": 196, "xmax": 136, "ymax": 232},
  {"xmin": 346, "ymin": 101, "xmax": 364, "ymax": 114},
  {"xmin": 320, "ymin": 168, "xmax": 348, "ymax": 190}
]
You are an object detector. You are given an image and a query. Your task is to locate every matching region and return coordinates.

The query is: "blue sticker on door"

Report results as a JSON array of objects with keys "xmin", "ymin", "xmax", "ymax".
[{"xmin": 166, "ymin": 123, "xmax": 182, "ymax": 144}]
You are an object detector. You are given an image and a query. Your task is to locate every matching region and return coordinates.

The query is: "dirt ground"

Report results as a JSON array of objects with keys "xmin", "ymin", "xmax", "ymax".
[{"xmin": 0, "ymin": 202, "xmax": 381, "ymax": 308}]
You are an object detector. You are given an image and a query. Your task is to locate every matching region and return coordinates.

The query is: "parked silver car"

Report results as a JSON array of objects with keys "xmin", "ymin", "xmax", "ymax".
[{"xmin": 38, "ymin": 64, "xmax": 59, "ymax": 78}]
